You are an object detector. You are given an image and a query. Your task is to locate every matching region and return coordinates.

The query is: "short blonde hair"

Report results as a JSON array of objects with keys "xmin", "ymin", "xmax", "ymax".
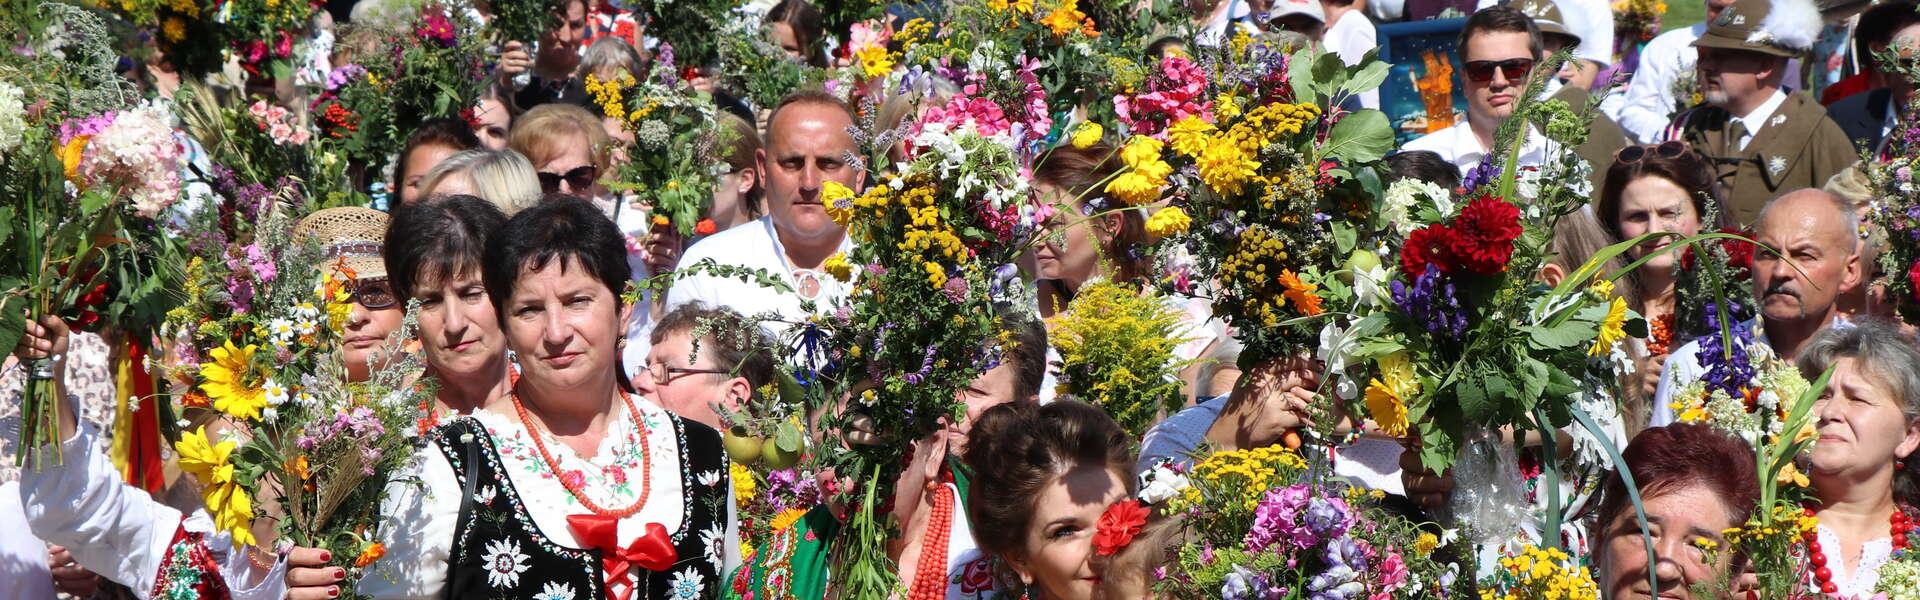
[
  {"xmin": 420, "ymin": 149, "xmax": 544, "ymax": 215},
  {"xmin": 509, "ymin": 103, "xmax": 610, "ymax": 172}
]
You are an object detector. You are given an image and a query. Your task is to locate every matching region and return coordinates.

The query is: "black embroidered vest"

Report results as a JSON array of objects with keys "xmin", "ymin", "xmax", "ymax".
[{"xmin": 433, "ymin": 413, "xmax": 730, "ymax": 599}]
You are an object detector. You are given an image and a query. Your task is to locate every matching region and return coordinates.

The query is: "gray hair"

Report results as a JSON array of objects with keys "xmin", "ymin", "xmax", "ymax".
[
  {"xmin": 419, "ymin": 149, "xmax": 544, "ymax": 215},
  {"xmin": 1796, "ymin": 319, "xmax": 1920, "ymax": 426},
  {"xmin": 576, "ymin": 37, "xmax": 646, "ymax": 82}
]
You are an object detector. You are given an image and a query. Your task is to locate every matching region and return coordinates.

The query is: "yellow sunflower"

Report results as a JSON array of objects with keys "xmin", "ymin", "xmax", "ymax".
[
  {"xmin": 1589, "ymin": 297, "xmax": 1629, "ymax": 357},
  {"xmin": 199, "ymin": 340, "xmax": 268, "ymax": 420},
  {"xmin": 174, "ymin": 428, "xmax": 256, "ymax": 546}
]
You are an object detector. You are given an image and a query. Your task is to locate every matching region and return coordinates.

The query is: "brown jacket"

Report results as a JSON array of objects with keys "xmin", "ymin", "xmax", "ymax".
[{"xmin": 1669, "ymin": 92, "xmax": 1860, "ymax": 224}]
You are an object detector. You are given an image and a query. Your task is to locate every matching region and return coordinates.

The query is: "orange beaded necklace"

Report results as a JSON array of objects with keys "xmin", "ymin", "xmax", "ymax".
[{"xmin": 510, "ymin": 384, "xmax": 654, "ymax": 518}]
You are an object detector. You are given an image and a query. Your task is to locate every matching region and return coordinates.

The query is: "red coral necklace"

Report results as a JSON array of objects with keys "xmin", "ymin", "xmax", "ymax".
[
  {"xmin": 511, "ymin": 384, "xmax": 653, "ymax": 518},
  {"xmin": 1803, "ymin": 507, "xmax": 1909, "ymax": 596}
]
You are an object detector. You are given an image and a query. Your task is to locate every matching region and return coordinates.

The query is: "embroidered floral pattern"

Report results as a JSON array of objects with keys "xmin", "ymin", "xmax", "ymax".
[
  {"xmin": 482, "ymin": 539, "xmax": 532, "ymax": 588},
  {"xmin": 533, "ymin": 581, "xmax": 578, "ymax": 600},
  {"xmin": 473, "ymin": 409, "xmax": 661, "ymax": 512},
  {"xmin": 669, "ymin": 568, "xmax": 706, "ymax": 599}
]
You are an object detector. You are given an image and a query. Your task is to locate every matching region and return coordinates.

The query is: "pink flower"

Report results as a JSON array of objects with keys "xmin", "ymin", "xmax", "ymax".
[
  {"xmin": 1376, "ymin": 551, "xmax": 1409, "ymax": 591},
  {"xmin": 275, "ymin": 31, "xmax": 293, "ymax": 59},
  {"xmin": 269, "ymin": 122, "xmax": 294, "ymax": 144},
  {"xmin": 560, "ymin": 470, "xmax": 586, "ymax": 490},
  {"xmin": 847, "ymin": 20, "xmax": 890, "ymax": 53},
  {"xmin": 248, "ymin": 101, "xmax": 271, "ymax": 120},
  {"xmin": 1114, "ymin": 53, "xmax": 1212, "ymax": 138}
]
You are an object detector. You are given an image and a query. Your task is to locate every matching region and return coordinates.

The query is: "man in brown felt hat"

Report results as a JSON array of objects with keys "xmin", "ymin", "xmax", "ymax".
[{"xmin": 1664, "ymin": 0, "xmax": 1858, "ymax": 225}]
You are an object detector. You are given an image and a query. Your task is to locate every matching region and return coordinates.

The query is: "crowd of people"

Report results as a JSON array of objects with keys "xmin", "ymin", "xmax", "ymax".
[{"xmin": 6, "ymin": 0, "xmax": 1920, "ymax": 597}]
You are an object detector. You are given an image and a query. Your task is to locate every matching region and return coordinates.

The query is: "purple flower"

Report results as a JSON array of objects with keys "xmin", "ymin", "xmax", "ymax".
[
  {"xmin": 1302, "ymin": 496, "xmax": 1351, "ymax": 538},
  {"xmin": 1460, "ymin": 156, "xmax": 1498, "ymax": 193},
  {"xmin": 942, "ymin": 275, "xmax": 969, "ymax": 303},
  {"xmin": 1391, "ymin": 266, "xmax": 1468, "ymax": 339},
  {"xmin": 1245, "ymin": 484, "xmax": 1314, "ymax": 553},
  {"xmin": 1695, "ymin": 302, "xmax": 1757, "ymax": 397}
]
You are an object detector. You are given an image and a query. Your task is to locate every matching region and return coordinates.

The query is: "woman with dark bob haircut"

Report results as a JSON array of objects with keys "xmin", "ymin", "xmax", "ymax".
[
  {"xmin": 384, "ymin": 195, "xmax": 511, "ymax": 423},
  {"xmin": 965, "ymin": 400, "xmax": 1135, "ymax": 600},
  {"xmin": 1589, "ymin": 422, "xmax": 1759, "ymax": 600},
  {"xmin": 283, "ymin": 196, "xmax": 738, "ymax": 600}
]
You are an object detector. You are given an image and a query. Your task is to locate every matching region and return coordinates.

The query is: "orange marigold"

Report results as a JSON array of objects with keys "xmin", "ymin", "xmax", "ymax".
[
  {"xmin": 1277, "ymin": 270, "xmax": 1325, "ymax": 316},
  {"xmin": 355, "ymin": 543, "xmax": 386, "ymax": 567}
]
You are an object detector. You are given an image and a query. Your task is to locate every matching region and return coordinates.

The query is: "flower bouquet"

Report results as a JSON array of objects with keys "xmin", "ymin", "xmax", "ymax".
[
  {"xmin": 311, "ymin": 8, "xmax": 491, "ymax": 188},
  {"xmin": 1046, "ymin": 281, "xmax": 1193, "ymax": 437},
  {"xmin": 1, "ymin": 0, "xmax": 185, "ymax": 467},
  {"xmin": 1667, "ymin": 318, "xmax": 1827, "ymax": 598},
  {"xmin": 484, "ymin": 0, "xmax": 554, "ymax": 47},
  {"xmin": 584, "ymin": 49, "xmax": 728, "ymax": 236},
  {"xmin": 1610, "ymin": 0, "xmax": 1666, "ymax": 45},
  {"xmin": 1138, "ymin": 445, "xmax": 1467, "ymax": 598},
  {"xmin": 101, "ymin": 0, "xmax": 224, "ymax": 76},
  {"xmin": 161, "ymin": 200, "xmax": 431, "ymax": 596},
  {"xmin": 805, "ymin": 81, "xmax": 1048, "ymax": 596},
  {"xmin": 218, "ymin": 0, "xmax": 320, "ymax": 80},
  {"xmin": 1868, "ymin": 44, "xmax": 1920, "ymax": 322},
  {"xmin": 1113, "ymin": 40, "xmax": 1397, "ymax": 371},
  {"xmin": 714, "ymin": 15, "xmax": 824, "ymax": 111}
]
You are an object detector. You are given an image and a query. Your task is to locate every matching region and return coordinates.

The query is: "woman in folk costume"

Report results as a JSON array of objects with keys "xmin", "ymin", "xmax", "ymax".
[
  {"xmin": 286, "ymin": 196, "xmax": 738, "ymax": 600},
  {"xmin": 12, "ymin": 206, "xmax": 410, "ymax": 600}
]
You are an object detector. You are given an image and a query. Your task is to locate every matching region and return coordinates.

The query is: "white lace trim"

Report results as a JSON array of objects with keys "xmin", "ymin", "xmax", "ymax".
[{"xmin": 1814, "ymin": 523, "xmax": 1894, "ymax": 599}]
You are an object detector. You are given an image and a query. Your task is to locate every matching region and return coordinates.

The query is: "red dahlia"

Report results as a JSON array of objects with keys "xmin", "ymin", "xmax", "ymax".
[
  {"xmin": 1401, "ymin": 224, "xmax": 1455, "ymax": 277},
  {"xmin": 1447, "ymin": 196, "xmax": 1523, "ymax": 275},
  {"xmin": 1907, "ymin": 260, "xmax": 1920, "ymax": 302}
]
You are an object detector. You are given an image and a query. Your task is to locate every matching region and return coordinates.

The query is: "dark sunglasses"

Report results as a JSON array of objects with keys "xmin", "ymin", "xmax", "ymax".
[
  {"xmin": 1463, "ymin": 58, "xmax": 1535, "ymax": 83},
  {"xmin": 1615, "ymin": 141, "xmax": 1691, "ymax": 164},
  {"xmin": 350, "ymin": 277, "xmax": 398, "ymax": 310},
  {"xmin": 537, "ymin": 165, "xmax": 599, "ymax": 193}
]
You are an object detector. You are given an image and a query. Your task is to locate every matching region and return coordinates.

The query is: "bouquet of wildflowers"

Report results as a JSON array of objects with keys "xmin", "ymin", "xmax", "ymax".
[
  {"xmin": 714, "ymin": 15, "xmax": 823, "ymax": 110},
  {"xmin": 1137, "ymin": 445, "xmax": 1466, "ymax": 598},
  {"xmin": 1477, "ymin": 543, "xmax": 1601, "ymax": 600},
  {"xmin": 1668, "ymin": 320, "xmax": 1826, "ymax": 598},
  {"xmin": 1113, "ymin": 40, "xmax": 1397, "ymax": 369},
  {"xmin": 1046, "ymin": 281, "xmax": 1193, "ymax": 437},
  {"xmin": 585, "ymin": 48, "xmax": 728, "ymax": 236},
  {"xmin": 101, "ymin": 0, "xmax": 224, "ymax": 75},
  {"xmin": 1869, "ymin": 45, "xmax": 1920, "ymax": 321},
  {"xmin": 1, "ymin": 0, "xmax": 183, "ymax": 467},
  {"xmin": 218, "ymin": 0, "xmax": 320, "ymax": 79},
  {"xmin": 311, "ymin": 9, "xmax": 491, "ymax": 187},
  {"xmin": 162, "ymin": 199, "xmax": 430, "ymax": 598},
  {"xmin": 806, "ymin": 81, "xmax": 1049, "ymax": 597},
  {"xmin": 1610, "ymin": 0, "xmax": 1666, "ymax": 45}
]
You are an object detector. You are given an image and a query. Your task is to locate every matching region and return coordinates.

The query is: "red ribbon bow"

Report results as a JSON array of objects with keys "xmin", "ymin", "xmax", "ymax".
[{"xmin": 566, "ymin": 514, "xmax": 678, "ymax": 600}]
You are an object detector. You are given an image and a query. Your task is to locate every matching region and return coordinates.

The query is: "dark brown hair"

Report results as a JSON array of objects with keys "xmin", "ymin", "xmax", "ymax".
[
  {"xmin": 964, "ymin": 400, "xmax": 1136, "ymax": 563},
  {"xmin": 1590, "ymin": 423, "xmax": 1760, "ymax": 550},
  {"xmin": 385, "ymin": 195, "xmax": 508, "ymax": 301},
  {"xmin": 1457, "ymin": 6, "xmax": 1544, "ymax": 62},
  {"xmin": 1033, "ymin": 143, "xmax": 1150, "ymax": 283},
  {"xmin": 649, "ymin": 302, "xmax": 779, "ymax": 391},
  {"xmin": 764, "ymin": 0, "xmax": 825, "ymax": 68},
  {"xmin": 1596, "ymin": 145, "xmax": 1721, "ymax": 240}
]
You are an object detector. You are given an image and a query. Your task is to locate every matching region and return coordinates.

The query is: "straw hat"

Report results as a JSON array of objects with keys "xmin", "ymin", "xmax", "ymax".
[{"xmin": 293, "ymin": 206, "xmax": 390, "ymax": 280}]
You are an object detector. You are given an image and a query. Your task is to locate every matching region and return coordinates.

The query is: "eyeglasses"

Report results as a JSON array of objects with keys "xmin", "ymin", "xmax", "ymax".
[
  {"xmin": 1463, "ymin": 58, "xmax": 1536, "ymax": 83},
  {"xmin": 1615, "ymin": 141, "xmax": 1692, "ymax": 164},
  {"xmin": 350, "ymin": 277, "xmax": 398, "ymax": 310},
  {"xmin": 646, "ymin": 362, "xmax": 732, "ymax": 385},
  {"xmin": 537, "ymin": 165, "xmax": 600, "ymax": 193}
]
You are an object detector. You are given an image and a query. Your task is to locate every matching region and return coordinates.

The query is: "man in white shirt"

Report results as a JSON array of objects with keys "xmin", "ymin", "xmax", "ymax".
[
  {"xmin": 1321, "ymin": 0, "xmax": 1380, "ymax": 108},
  {"xmin": 1609, "ymin": 0, "xmax": 1739, "ymax": 142},
  {"xmin": 1650, "ymin": 189, "xmax": 1862, "ymax": 426},
  {"xmin": 1404, "ymin": 6, "xmax": 1560, "ymax": 175},
  {"xmin": 665, "ymin": 90, "xmax": 864, "ymax": 335}
]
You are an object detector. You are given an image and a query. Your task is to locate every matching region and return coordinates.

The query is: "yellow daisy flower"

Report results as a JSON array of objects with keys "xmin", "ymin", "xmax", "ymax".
[
  {"xmin": 199, "ymin": 341, "xmax": 267, "ymax": 420},
  {"xmin": 1144, "ymin": 206, "xmax": 1191, "ymax": 237},
  {"xmin": 1589, "ymin": 297, "xmax": 1629, "ymax": 357}
]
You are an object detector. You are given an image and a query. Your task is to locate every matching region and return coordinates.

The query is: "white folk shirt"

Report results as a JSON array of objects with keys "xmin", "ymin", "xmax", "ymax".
[
  {"xmin": 664, "ymin": 216, "xmax": 854, "ymax": 337},
  {"xmin": 1324, "ymin": 10, "xmax": 1381, "ymax": 110},
  {"xmin": 359, "ymin": 403, "xmax": 741, "ymax": 598},
  {"xmin": 1402, "ymin": 121, "xmax": 1559, "ymax": 177},
  {"xmin": 18, "ymin": 425, "xmax": 284, "ymax": 600}
]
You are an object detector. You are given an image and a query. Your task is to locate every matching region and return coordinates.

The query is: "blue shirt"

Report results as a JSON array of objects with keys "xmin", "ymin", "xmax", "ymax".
[{"xmin": 1134, "ymin": 395, "xmax": 1230, "ymax": 478}]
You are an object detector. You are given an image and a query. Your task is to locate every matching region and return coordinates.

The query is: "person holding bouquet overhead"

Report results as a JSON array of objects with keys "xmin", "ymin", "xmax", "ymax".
[{"xmin": 284, "ymin": 197, "xmax": 738, "ymax": 600}]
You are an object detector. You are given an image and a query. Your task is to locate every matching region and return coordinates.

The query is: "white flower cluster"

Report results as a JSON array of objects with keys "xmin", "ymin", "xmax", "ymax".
[
  {"xmin": 0, "ymin": 81, "xmax": 25, "ymax": 155},
  {"xmin": 1136, "ymin": 458, "xmax": 1191, "ymax": 505},
  {"xmin": 1380, "ymin": 178, "xmax": 1451, "ymax": 237}
]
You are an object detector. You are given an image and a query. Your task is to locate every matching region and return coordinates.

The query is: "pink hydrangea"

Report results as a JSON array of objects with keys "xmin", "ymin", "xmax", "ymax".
[{"xmin": 78, "ymin": 103, "xmax": 183, "ymax": 219}]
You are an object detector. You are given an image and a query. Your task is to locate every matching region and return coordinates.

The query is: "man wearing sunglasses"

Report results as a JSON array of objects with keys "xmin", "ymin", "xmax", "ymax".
[
  {"xmin": 1403, "ymin": 6, "xmax": 1565, "ymax": 176},
  {"xmin": 1663, "ymin": 0, "xmax": 1856, "ymax": 225}
]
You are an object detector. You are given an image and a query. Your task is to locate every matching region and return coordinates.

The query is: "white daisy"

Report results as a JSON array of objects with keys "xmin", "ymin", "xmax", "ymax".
[
  {"xmin": 263, "ymin": 380, "xmax": 289, "ymax": 406},
  {"xmin": 667, "ymin": 569, "xmax": 705, "ymax": 599},
  {"xmin": 532, "ymin": 581, "xmax": 576, "ymax": 600},
  {"xmin": 480, "ymin": 539, "xmax": 531, "ymax": 588}
]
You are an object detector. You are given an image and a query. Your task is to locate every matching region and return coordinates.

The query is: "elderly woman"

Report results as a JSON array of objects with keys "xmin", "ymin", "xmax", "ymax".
[
  {"xmin": 285, "ymin": 197, "xmax": 737, "ymax": 600},
  {"xmin": 1590, "ymin": 423, "xmax": 1760, "ymax": 600},
  {"xmin": 1798, "ymin": 321, "xmax": 1920, "ymax": 598},
  {"xmin": 417, "ymin": 149, "xmax": 544, "ymax": 215},
  {"xmin": 384, "ymin": 195, "xmax": 513, "ymax": 424}
]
